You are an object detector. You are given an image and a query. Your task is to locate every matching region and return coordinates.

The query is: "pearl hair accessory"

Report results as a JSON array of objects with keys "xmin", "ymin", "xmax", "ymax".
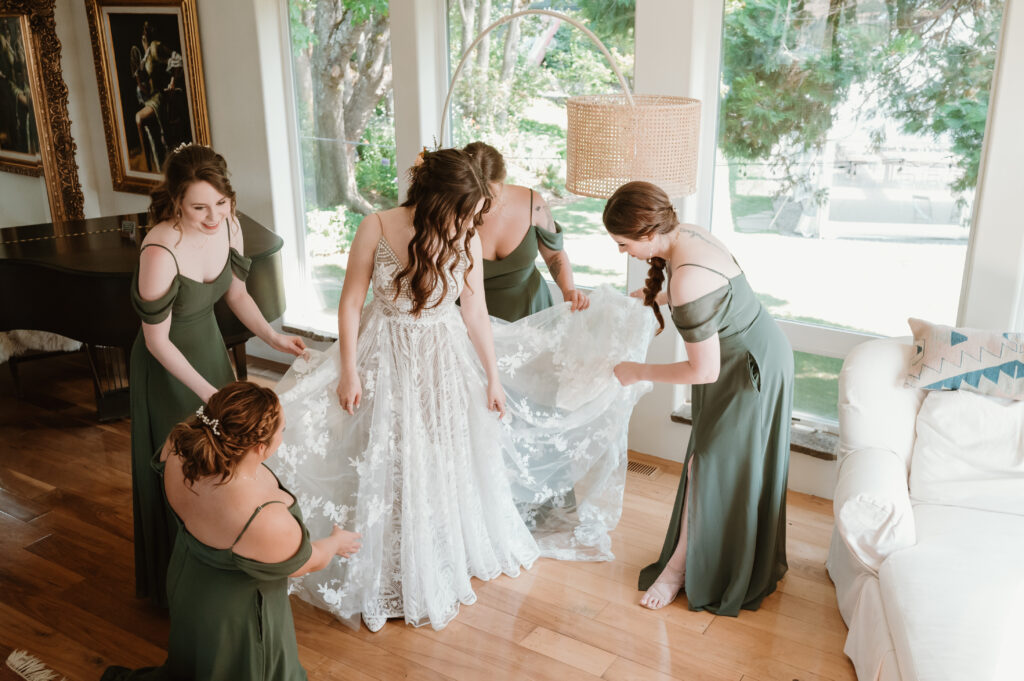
[{"xmin": 195, "ymin": 404, "xmax": 221, "ymax": 436}]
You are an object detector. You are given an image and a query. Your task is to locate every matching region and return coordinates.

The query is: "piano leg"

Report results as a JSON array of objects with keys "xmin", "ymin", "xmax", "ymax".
[
  {"xmin": 8, "ymin": 355, "xmax": 21, "ymax": 399},
  {"xmin": 84, "ymin": 344, "xmax": 131, "ymax": 422},
  {"xmin": 230, "ymin": 342, "xmax": 248, "ymax": 381}
]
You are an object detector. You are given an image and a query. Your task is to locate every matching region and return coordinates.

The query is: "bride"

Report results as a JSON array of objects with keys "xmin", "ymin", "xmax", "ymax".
[{"xmin": 272, "ymin": 148, "xmax": 655, "ymax": 632}]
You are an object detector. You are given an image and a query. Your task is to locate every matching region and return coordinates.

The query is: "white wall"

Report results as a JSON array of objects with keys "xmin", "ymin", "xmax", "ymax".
[
  {"xmin": 958, "ymin": 0, "xmax": 1024, "ymax": 332},
  {"xmin": 54, "ymin": 0, "xmax": 133, "ymax": 219},
  {"xmin": 0, "ymin": 174, "xmax": 50, "ymax": 227}
]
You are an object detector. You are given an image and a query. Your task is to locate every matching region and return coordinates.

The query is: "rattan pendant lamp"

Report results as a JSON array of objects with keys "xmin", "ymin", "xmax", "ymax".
[{"xmin": 440, "ymin": 8, "xmax": 701, "ymax": 199}]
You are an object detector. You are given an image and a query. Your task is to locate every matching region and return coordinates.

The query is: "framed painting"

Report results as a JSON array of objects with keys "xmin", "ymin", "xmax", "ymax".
[
  {"xmin": 0, "ymin": 0, "xmax": 84, "ymax": 223},
  {"xmin": 86, "ymin": 0, "xmax": 210, "ymax": 193},
  {"xmin": 0, "ymin": 13, "xmax": 41, "ymax": 176}
]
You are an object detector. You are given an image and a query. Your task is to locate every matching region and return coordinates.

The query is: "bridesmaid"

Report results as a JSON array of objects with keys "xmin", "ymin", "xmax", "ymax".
[
  {"xmin": 463, "ymin": 141, "xmax": 589, "ymax": 321},
  {"xmin": 604, "ymin": 182, "xmax": 793, "ymax": 615},
  {"xmin": 104, "ymin": 381, "xmax": 361, "ymax": 680},
  {"xmin": 130, "ymin": 144, "xmax": 306, "ymax": 606}
]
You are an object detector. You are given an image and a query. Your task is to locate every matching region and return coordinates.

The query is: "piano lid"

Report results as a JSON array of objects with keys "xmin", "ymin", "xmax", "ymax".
[{"xmin": 0, "ymin": 212, "xmax": 283, "ymax": 275}]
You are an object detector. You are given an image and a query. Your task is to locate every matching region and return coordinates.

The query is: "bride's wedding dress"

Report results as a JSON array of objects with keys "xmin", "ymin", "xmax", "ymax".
[{"xmin": 271, "ymin": 237, "xmax": 655, "ymax": 631}]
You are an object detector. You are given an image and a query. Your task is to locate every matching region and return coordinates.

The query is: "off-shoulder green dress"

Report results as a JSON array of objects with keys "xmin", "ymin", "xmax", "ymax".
[
  {"xmin": 103, "ymin": 461, "xmax": 314, "ymax": 680},
  {"xmin": 482, "ymin": 190, "xmax": 564, "ymax": 322},
  {"xmin": 129, "ymin": 230, "xmax": 250, "ymax": 607},
  {"xmin": 638, "ymin": 262, "xmax": 794, "ymax": 616}
]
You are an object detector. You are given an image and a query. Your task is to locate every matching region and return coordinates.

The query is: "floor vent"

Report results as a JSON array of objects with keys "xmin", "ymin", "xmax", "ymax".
[{"xmin": 627, "ymin": 460, "xmax": 660, "ymax": 479}]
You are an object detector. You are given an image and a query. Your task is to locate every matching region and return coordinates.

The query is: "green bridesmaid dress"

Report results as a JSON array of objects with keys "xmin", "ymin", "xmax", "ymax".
[
  {"xmin": 130, "ymin": 229, "xmax": 251, "ymax": 607},
  {"xmin": 638, "ymin": 263, "xmax": 794, "ymax": 616},
  {"xmin": 482, "ymin": 190, "xmax": 564, "ymax": 322},
  {"xmin": 103, "ymin": 461, "xmax": 314, "ymax": 681}
]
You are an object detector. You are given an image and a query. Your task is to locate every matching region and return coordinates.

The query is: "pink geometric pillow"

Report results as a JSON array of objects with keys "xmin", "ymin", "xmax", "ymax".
[{"xmin": 904, "ymin": 318, "xmax": 1024, "ymax": 400}]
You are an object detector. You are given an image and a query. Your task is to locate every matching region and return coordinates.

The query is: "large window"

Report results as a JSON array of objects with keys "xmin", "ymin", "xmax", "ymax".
[
  {"xmin": 711, "ymin": 0, "xmax": 1005, "ymax": 423},
  {"xmin": 445, "ymin": 1, "xmax": 635, "ymax": 292},
  {"xmin": 286, "ymin": 1, "xmax": 395, "ymax": 332}
]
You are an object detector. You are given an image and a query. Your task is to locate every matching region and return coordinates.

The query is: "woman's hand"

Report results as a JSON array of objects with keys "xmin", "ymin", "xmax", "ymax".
[
  {"xmin": 330, "ymin": 525, "xmax": 362, "ymax": 558},
  {"xmin": 563, "ymin": 289, "xmax": 591, "ymax": 312},
  {"xmin": 270, "ymin": 332, "xmax": 307, "ymax": 357},
  {"xmin": 487, "ymin": 380, "xmax": 506, "ymax": 419},
  {"xmin": 629, "ymin": 288, "xmax": 644, "ymax": 299},
  {"xmin": 613, "ymin": 361, "xmax": 645, "ymax": 387},
  {"xmin": 336, "ymin": 372, "xmax": 362, "ymax": 415}
]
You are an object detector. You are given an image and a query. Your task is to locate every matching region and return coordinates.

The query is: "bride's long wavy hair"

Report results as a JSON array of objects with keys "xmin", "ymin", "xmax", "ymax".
[{"xmin": 396, "ymin": 148, "xmax": 492, "ymax": 316}]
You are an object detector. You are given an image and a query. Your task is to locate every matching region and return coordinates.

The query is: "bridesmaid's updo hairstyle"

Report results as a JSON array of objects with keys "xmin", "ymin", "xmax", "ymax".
[
  {"xmin": 168, "ymin": 381, "xmax": 282, "ymax": 486},
  {"xmin": 603, "ymin": 181, "xmax": 680, "ymax": 334},
  {"xmin": 148, "ymin": 144, "xmax": 237, "ymax": 231},
  {"xmin": 398, "ymin": 148, "xmax": 493, "ymax": 316},
  {"xmin": 463, "ymin": 141, "xmax": 506, "ymax": 184}
]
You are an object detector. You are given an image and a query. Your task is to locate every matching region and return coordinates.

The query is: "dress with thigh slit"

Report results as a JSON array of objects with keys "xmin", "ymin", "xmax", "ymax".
[{"xmin": 638, "ymin": 262, "xmax": 793, "ymax": 616}]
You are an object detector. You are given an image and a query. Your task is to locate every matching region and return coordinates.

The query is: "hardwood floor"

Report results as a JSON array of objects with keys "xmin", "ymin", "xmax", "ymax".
[{"xmin": 0, "ymin": 352, "xmax": 855, "ymax": 681}]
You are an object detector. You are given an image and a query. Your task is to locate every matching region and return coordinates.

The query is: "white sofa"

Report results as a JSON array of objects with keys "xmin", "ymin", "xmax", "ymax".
[{"xmin": 827, "ymin": 336, "xmax": 1024, "ymax": 681}]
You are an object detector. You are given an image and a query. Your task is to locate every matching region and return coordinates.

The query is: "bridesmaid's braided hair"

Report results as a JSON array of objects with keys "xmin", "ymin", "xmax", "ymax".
[
  {"xmin": 168, "ymin": 381, "xmax": 282, "ymax": 486},
  {"xmin": 602, "ymin": 181, "xmax": 680, "ymax": 334}
]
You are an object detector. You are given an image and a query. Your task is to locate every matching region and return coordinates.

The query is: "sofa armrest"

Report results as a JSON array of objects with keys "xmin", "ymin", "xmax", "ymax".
[{"xmin": 834, "ymin": 446, "xmax": 916, "ymax": 572}]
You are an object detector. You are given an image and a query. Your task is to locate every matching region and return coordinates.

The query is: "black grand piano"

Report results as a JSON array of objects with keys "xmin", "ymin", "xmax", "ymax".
[{"xmin": 0, "ymin": 212, "xmax": 286, "ymax": 420}]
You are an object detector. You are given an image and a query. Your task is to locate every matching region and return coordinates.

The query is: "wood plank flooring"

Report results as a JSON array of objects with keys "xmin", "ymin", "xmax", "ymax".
[{"xmin": 0, "ymin": 352, "xmax": 855, "ymax": 681}]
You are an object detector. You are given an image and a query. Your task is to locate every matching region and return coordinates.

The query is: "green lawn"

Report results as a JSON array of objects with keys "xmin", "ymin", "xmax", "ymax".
[
  {"xmin": 792, "ymin": 351, "xmax": 842, "ymax": 423},
  {"xmin": 549, "ymin": 197, "xmax": 609, "ymax": 235}
]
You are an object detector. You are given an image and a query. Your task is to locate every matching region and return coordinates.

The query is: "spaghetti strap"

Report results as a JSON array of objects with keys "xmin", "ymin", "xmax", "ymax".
[
  {"xmin": 231, "ymin": 500, "xmax": 286, "ymax": 548},
  {"xmin": 675, "ymin": 262, "xmax": 731, "ymax": 282},
  {"xmin": 140, "ymin": 243, "xmax": 180, "ymax": 274},
  {"xmin": 529, "ymin": 189, "xmax": 534, "ymax": 226},
  {"xmin": 226, "ymin": 217, "xmax": 233, "ymax": 248}
]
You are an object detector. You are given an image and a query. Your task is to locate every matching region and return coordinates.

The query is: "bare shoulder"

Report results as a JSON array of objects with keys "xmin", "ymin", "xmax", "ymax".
[
  {"xmin": 675, "ymin": 222, "xmax": 719, "ymax": 245},
  {"xmin": 138, "ymin": 224, "xmax": 180, "ymax": 300},
  {"xmin": 231, "ymin": 502, "xmax": 303, "ymax": 563},
  {"xmin": 159, "ymin": 440, "xmax": 174, "ymax": 464},
  {"xmin": 354, "ymin": 210, "xmax": 386, "ymax": 243},
  {"xmin": 375, "ymin": 205, "xmax": 408, "ymax": 227},
  {"xmin": 669, "ymin": 262, "xmax": 731, "ymax": 307},
  {"xmin": 519, "ymin": 186, "xmax": 555, "ymax": 231},
  {"xmin": 141, "ymin": 220, "xmax": 179, "ymax": 249}
]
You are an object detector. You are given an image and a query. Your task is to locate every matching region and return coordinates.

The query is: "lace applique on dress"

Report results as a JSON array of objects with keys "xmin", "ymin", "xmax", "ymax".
[{"xmin": 273, "ymin": 240, "xmax": 656, "ymax": 631}]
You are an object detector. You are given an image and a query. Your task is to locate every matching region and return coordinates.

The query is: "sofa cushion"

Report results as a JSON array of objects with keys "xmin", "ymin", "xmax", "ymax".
[
  {"xmin": 905, "ymin": 318, "xmax": 1024, "ymax": 400},
  {"xmin": 878, "ymin": 504, "xmax": 1024, "ymax": 681},
  {"xmin": 909, "ymin": 390, "xmax": 1024, "ymax": 515}
]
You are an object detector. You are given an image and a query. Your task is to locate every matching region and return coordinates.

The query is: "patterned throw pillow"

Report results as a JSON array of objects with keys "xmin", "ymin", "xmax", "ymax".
[{"xmin": 905, "ymin": 318, "xmax": 1024, "ymax": 400}]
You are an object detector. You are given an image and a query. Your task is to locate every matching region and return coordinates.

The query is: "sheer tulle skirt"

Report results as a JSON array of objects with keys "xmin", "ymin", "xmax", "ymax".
[{"xmin": 271, "ymin": 286, "xmax": 654, "ymax": 631}]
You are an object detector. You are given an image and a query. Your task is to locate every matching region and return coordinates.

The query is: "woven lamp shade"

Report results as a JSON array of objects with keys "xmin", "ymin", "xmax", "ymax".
[{"xmin": 566, "ymin": 94, "xmax": 701, "ymax": 199}]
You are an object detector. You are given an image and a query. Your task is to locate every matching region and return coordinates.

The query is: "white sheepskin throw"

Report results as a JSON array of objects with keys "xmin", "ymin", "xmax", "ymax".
[{"xmin": 0, "ymin": 330, "xmax": 82, "ymax": 364}]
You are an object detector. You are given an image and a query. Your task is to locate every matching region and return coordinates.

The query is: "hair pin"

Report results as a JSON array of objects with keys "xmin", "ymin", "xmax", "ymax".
[{"xmin": 196, "ymin": 405, "xmax": 221, "ymax": 436}]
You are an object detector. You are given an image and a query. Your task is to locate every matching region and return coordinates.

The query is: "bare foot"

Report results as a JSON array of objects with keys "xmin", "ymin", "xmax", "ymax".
[{"xmin": 640, "ymin": 564, "xmax": 684, "ymax": 610}]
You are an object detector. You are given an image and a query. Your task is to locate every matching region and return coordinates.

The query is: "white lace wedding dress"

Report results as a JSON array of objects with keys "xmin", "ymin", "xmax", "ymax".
[{"xmin": 271, "ymin": 237, "xmax": 655, "ymax": 631}]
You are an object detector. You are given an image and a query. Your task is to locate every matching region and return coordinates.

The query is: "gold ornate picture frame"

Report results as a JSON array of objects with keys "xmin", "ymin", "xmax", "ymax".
[
  {"xmin": 86, "ymin": 0, "xmax": 209, "ymax": 194},
  {"xmin": 0, "ymin": 0, "xmax": 84, "ymax": 223}
]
